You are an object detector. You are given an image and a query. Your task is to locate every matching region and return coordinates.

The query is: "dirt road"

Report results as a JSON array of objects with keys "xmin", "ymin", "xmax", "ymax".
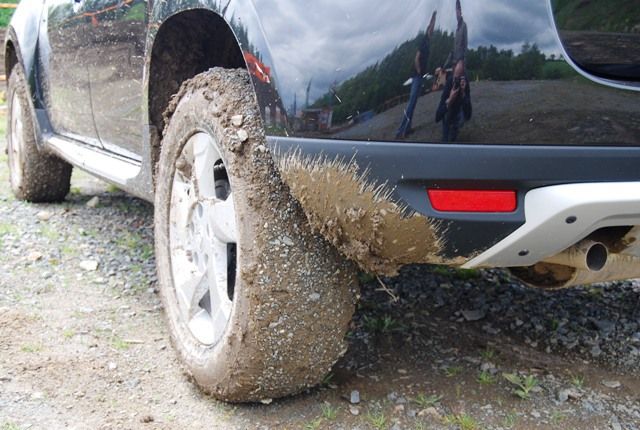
[{"xmin": 1, "ymin": 134, "xmax": 640, "ymax": 429}]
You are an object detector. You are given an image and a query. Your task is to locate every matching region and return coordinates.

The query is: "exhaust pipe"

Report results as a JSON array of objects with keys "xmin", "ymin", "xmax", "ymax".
[{"xmin": 543, "ymin": 240, "xmax": 608, "ymax": 272}]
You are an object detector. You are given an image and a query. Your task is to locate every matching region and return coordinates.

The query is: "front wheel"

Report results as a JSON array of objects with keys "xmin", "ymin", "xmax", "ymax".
[{"xmin": 154, "ymin": 68, "xmax": 358, "ymax": 402}]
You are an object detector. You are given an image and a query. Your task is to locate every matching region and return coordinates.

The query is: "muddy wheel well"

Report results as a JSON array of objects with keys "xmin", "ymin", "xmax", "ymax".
[
  {"xmin": 5, "ymin": 41, "xmax": 18, "ymax": 78},
  {"xmin": 148, "ymin": 9, "xmax": 245, "ymax": 178}
]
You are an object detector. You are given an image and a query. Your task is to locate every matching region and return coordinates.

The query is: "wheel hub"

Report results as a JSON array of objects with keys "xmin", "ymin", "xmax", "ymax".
[{"xmin": 169, "ymin": 132, "xmax": 237, "ymax": 346}]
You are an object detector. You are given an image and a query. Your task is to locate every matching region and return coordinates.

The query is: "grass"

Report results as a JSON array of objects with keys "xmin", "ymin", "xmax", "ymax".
[
  {"xmin": 363, "ymin": 315, "xmax": 398, "ymax": 334},
  {"xmin": 413, "ymin": 393, "xmax": 442, "ymax": 409},
  {"xmin": 552, "ymin": 0, "xmax": 640, "ymax": 33},
  {"xmin": 0, "ymin": 0, "xmax": 17, "ymax": 27},
  {"xmin": 502, "ymin": 412, "xmax": 518, "ymax": 428},
  {"xmin": 480, "ymin": 347, "xmax": 496, "ymax": 361},
  {"xmin": 320, "ymin": 403, "xmax": 338, "ymax": 420},
  {"xmin": 303, "ymin": 418, "xmax": 322, "ymax": 430},
  {"xmin": 20, "ymin": 343, "xmax": 42, "ymax": 353},
  {"xmin": 443, "ymin": 414, "xmax": 480, "ymax": 430},
  {"xmin": 502, "ymin": 373, "xmax": 540, "ymax": 400},
  {"xmin": 477, "ymin": 371, "xmax": 496, "ymax": 385},
  {"xmin": 444, "ymin": 365, "xmax": 463, "ymax": 378},
  {"xmin": 39, "ymin": 224, "xmax": 60, "ymax": 242},
  {"xmin": 63, "ymin": 329, "xmax": 75, "ymax": 339},
  {"xmin": 570, "ymin": 373, "xmax": 585, "ymax": 389},
  {"xmin": 366, "ymin": 411, "xmax": 388, "ymax": 430},
  {"xmin": 1, "ymin": 422, "xmax": 20, "ymax": 430},
  {"xmin": 110, "ymin": 335, "xmax": 130, "ymax": 351}
]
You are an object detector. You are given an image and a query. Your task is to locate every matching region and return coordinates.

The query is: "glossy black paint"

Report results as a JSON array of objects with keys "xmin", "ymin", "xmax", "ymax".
[{"xmin": 6, "ymin": 0, "xmax": 640, "ymax": 259}]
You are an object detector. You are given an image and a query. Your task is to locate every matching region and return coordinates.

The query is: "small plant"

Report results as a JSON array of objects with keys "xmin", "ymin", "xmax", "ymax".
[
  {"xmin": 480, "ymin": 347, "xmax": 496, "ymax": 361},
  {"xmin": 321, "ymin": 403, "xmax": 338, "ymax": 420},
  {"xmin": 502, "ymin": 373, "xmax": 539, "ymax": 400},
  {"xmin": 443, "ymin": 413, "xmax": 479, "ymax": 430},
  {"xmin": 413, "ymin": 393, "xmax": 442, "ymax": 408},
  {"xmin": 549, "ymin": 319, "xmax": 560, "ymax": 331},
  {"xmin": 20, "ymin": 343, "xmax": 42, "ymax": 353},
  {"xmin": 431, "ymin": 265, "xmax": 451, "ymax": 277},
  {"xmin": 451, "ymin": 267, "xmax": 481, "ymax": 280},
  {"xmin": 303, "ymin": 418, "xmax": 323, "ymax": 430},
  {"xmin": 366, "ymin": 411, "xmax": 388, "ymax": 430},
  {"xmin": 502, "ymin": 412, "xmax": 518, "ymax": 428},
  {"xmin": 1, "ymin": 422, "xmax": 21, "ymax": 430},
  {"xmin": 444, "ymin": 366, "xmax": 463, "ymax": 378},
  {"xmin": 477, "ymin": 371, "xmax": 496, "ymax": 385},
  {"xmin": 363, "ymin": 315, "xmax": 398, "ymax": 333},
  {"xmin": 570, "ymin": 374, "xmax": 585, "ymax": 389},
  {"xmin": 63, "ymin": 329, "xmax": 76, "ymax": 339},
  {"xmin": 320, "ymin": 372, "xmax": 334, "ymax": 387},
  {"xmin": 551, "ymin": 411, "xmax": 566, "ymax": 425},
  {"xmin": 111, "ymin": 336, "xmax": 130, "ymax": 351}
]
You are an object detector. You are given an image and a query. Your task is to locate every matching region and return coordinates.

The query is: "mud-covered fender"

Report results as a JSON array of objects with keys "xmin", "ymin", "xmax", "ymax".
[
  {"xmin": 5, "ymin": 0, "xmax": 45, "ymax": 100},
  {"xmin": 146, "ymin": 0, "xmax": 281, "ymax": 127}
]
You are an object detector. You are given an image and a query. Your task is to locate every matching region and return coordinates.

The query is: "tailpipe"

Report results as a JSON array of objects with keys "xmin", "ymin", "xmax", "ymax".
[{"xmin": 543, "ymin": 240, "xmax": 609, "ymax": 272}]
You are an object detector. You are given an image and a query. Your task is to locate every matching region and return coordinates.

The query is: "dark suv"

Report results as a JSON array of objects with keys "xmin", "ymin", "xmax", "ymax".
[{"xmin": 5, "ymin": 0, "xmax": 639, "ymax": 402}]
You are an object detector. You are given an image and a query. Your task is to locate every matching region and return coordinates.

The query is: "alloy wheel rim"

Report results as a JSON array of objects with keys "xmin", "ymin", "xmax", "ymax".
[
  {"xmin": 169, "ymin": 132, "xmax": 237, "ymax": 346},
  {"xmin": 9, "ymin": 92, "xmax": 24, "ymax": 188}
]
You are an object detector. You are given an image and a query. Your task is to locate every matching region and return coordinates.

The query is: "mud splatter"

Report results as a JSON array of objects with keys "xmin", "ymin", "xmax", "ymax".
[{"xmin": 277, "ymin": 151, "xmax": 454, "ymax": 276}]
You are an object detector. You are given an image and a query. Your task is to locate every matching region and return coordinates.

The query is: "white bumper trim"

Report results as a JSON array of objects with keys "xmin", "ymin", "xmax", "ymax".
[{"xmin": 463, "ymin": 182, "xmax": 640, "ymax": 269}]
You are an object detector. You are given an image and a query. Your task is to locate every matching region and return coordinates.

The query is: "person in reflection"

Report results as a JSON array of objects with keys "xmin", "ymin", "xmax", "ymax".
[
  {"xmin": 444, "ymin": 0, "xmax": 468, "ymax": 69},
  {"xmin": 436, "ymin": 60, "xmax": 472, "ymax": 142},
  {"xmin": 395, "ymin": 11, "xmax": 437, "ymax": 139}
]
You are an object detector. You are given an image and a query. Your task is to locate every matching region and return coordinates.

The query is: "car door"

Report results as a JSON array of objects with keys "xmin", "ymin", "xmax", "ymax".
[
  {"xmin": 41, "ymin": 0, "xmax": 101, "ymax": 147},
  {"xmin": 83, "ymin": 0, "xmax": 148, "ymax": 160}
]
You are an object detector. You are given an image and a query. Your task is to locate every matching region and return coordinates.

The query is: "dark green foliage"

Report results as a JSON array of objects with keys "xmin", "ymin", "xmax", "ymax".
[
  {"xmin": 0, "ymin": 0, "xmax": 18, "ymax": 28},
  {"xmin": 552, "ymin": 0, "xmax": 640, "ymax": 33}
]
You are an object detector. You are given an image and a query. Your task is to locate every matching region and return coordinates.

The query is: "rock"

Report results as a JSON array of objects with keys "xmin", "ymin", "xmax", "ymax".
[
  {"xmin": 280, "ymin": 236, "xmax": 294, "ymax": 247},
  {"xmin": 86, "ymin": 196, "xmax": 100, "ymax": 208},
  {"xmin": 462, "ymin": 309, "xmax": 486, "ymax": 322},
  {"xmin": 481, "ymin": 362, "xmax": 498, "ymax": 375},
  {"xmin": 531, "ymin": 410, "xmax": 541, "ymax": 418},
  {"xmin": 140, "ymin": 415, "xmax": 154, "ymax": 423},
  {"xmin": 394, "ymin": 404, "xmax": 405, "ymax": 414},
  {"xmin": 557, "ymin": 389, "xmax": 570, "ymax": 403},
  {"xmin": 31, "ymin": 392, "xmax": 44, "ymax": 400},
  {"xmin": 590, "ymin": 345, "xmax": 602, "ymax": 357},
  {"xmin": 610, "ymin": 419, "xmax": 622, "ymax": 430},
  {"xmin": 108, "ymin": 362, "xmax": 117, "ymax": 371},
  {"xmin": 406, "ymin": 409, "xmax": 417, "ymax": 418},
  {"xmin": 387, "ymin": 392, "xmax": 398, "ymax": 402},
  {"xmin": 350, "ymin": 390, "xmax": 360, "ymax": 404},
  {"xmin": 231, "ymin": 115, "xmax": 243, "ymax": 127},
  {"xmin": 308, "ymin": 293, "xmax": 321, "ymax": 302},
  {"xmin": 349, "ymin": 406, "xmax": 360, "ymax": 416},
  {"xmin": 79, "ymin": 260, "xmax": 99, "ymax": 271},
  {"xmin": 602, "ymin": 380, "xmax": 621, "ymax": 389},
  {"xmin": 36, "ymin": 211, "xmax": 52, "ymax": 221},
  {"xmin": 27, "ymin": 251, "xmax": 43, "ymax": 262},
  {"xmin": 259, "ymin": 398, "xmax": 273, "ymax": 405},
  {"xmin": 418, "ymin": 407, "xmax": 441, "ymax": 420},
  {"xmin": 237, "ymin": 129, "xmax": 249, "ymax": 142}
]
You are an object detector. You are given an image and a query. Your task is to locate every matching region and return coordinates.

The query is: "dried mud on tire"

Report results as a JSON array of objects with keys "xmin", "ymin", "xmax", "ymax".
[{"xmin": 155, "ymin": 68, "xmax": 359, "ymax": 402}]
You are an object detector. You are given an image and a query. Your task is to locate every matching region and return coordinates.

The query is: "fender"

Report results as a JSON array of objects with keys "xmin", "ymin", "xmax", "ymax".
[
  {"xmin": 5, "ymin": 0, "xmax": 45, "ymax": 106},
  {"xmin": 145, "ymin": 0, "xmax": 282, "ymax": 130}
]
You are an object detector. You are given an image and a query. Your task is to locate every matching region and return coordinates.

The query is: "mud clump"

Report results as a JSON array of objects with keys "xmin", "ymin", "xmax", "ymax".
[{"xmin": 278, "ymin": 152, "xmax": 451, "ymax": 276}]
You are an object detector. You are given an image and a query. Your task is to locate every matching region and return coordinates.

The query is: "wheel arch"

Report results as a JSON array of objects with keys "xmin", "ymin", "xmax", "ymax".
[{"xmin": 145, "ymin": 5, "xmax": 264, "ymax": 182}]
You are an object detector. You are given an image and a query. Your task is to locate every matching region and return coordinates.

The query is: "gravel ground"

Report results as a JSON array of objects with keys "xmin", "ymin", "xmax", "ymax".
[{"xmin": 1, "ymin": 131, "xmax": 640, "ymax": 429}]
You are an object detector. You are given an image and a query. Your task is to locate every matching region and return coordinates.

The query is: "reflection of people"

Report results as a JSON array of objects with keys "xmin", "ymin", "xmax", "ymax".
[
  {"xmin": 396, "ymin": 11, "xmax": 437, "ymax": 139},
  {"xmin": 444, "ymin": 0, "xmax": 468, "ymax": 69},
  {"xmin": 436, "ymin": 60, "xmax": 472, "ymax": 142}
]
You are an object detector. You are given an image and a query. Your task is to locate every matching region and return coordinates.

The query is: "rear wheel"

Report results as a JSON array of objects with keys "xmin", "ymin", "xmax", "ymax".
[
  {"xmin": 154, "ymin": 68, "xmax": 358, "ymax": 402},
  {"xmin": 6, "ymin": 66, "xmax": 71, "ymax": 202}
]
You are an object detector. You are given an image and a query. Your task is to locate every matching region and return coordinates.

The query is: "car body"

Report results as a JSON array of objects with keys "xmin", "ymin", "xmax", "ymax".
[{"xmin": 5, "ymin": 0, "xmax": 640, "ymax": 401}]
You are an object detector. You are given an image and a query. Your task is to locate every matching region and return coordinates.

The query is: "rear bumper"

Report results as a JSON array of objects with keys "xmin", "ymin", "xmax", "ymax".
[{"xmin": 269, "ymin": 136, "xmax": 640, "ymax": 261}]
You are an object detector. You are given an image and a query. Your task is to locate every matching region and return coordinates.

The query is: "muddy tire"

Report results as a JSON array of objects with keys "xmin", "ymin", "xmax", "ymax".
[
  {"xmin": 154, "ymin": 68, "xmax": 358, "ymax": 402},
  {"xmin": 6, "ymin": 66, "xmax": 72, "ymax": 202}
]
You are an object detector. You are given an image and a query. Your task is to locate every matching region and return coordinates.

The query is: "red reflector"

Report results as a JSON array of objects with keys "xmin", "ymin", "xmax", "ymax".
[{"xmin": 428, "ymin": 189, "xmax": 517, "ymax": 213}]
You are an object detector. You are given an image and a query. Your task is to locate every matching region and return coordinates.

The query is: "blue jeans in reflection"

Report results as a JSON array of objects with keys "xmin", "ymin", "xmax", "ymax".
[
  {"xmin": 396, "ymin": 76, "xmax": 423, "ymax": 138},
  {"xmin": 442, "ymin": 109, "xmax": 465, "ymax": 143}
]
